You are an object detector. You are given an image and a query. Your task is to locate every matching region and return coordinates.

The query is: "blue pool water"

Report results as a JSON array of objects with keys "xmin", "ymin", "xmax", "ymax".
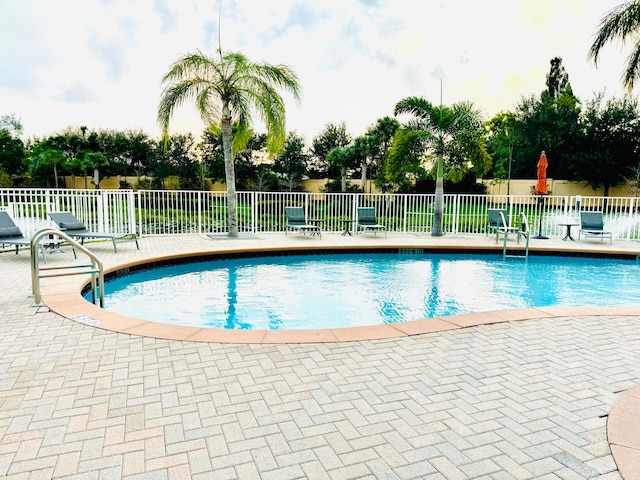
[{"xmin": 96, "ymin": 253, "xmax": 640, "ymax": 330}]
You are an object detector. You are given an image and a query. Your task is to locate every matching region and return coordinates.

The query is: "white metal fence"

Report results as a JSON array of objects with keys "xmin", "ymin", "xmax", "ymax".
[{"xmin": 1, "ymin": 188, "xmax": 639, "ymax": 240}]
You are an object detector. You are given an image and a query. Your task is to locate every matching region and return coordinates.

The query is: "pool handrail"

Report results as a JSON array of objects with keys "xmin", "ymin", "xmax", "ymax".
[{"xmin": 30, "ymin": 227, "xmax": 105, "ymax": 307}]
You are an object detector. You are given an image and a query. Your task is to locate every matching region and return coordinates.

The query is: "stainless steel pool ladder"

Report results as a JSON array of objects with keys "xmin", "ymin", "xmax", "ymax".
[
  {"xmin": 30, "ymin": 227, "xmax": 105, "ymax": 308},
  {"xmin": 502, "ymin": 212, "xmax": 530, "ymax": 260}
]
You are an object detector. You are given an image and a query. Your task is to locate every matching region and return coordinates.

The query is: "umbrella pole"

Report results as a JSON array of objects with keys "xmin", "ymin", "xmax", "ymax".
[{"xmin": 533, "ymin": 195, "xmax": 548, "ymax": 240}]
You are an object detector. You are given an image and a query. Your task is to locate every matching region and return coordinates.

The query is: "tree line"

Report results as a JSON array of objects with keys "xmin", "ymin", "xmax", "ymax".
[{"xmin": 3, "ymin": 58, "xmax": 639, "ymax": 199}]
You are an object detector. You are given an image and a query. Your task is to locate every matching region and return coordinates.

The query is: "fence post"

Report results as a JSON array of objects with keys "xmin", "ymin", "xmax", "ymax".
[
  {"xmin": 197, "ymin": 191, "xmax": 203, "ymax": 235},
  {"xmin": 127, "ymin": 190, "xmax": 137, "ymax": 236},
  {"xmin": 402, "ymin": 195, "xmax": 408, "ymax": 233},
  {"xmin": 352, "ymin": 193, "xmax": 359, "ymax": 235},
  {"xmin": 252, "ymin": 191, "xmax": 257, "ymax": 234},
  {"xmin": 451, "ymin": 194, "xmax": 459, "ymax": 235},
  {"xmin": 136, "ymin": 191, "xmax": 143, "ymax": 236},
  {"xmin": 45, "ymin": 190, "xmax": 52, "ymax": 218},
  {"xmin": 97, "ymin": 191, "xmax": 106, "ymax": 231}
]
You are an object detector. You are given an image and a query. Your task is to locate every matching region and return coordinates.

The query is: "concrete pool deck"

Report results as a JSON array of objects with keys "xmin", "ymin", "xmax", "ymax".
[{"xmin": 1, "ymin": 231, "xmax": 640, "ymax": 478}]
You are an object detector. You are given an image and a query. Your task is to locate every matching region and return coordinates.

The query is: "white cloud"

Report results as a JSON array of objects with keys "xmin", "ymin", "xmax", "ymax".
[{"xmin": 0, "ymin": 0, "xmax": 631, "ymax": 143}]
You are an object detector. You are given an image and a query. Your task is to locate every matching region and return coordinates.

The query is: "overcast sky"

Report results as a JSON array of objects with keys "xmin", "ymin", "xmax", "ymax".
[{"xmin": 0, "ymin": 0, "xmax": 632, "ymax": 145}]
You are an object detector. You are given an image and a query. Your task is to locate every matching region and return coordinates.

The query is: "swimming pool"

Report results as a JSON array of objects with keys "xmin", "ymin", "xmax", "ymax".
[{"xmin": 96, "ymin": 252, "xmax": 640, "ymax": 330}]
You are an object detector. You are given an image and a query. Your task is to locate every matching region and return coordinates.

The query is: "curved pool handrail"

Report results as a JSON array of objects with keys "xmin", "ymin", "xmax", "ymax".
[{"xmin": 30, "ymin": 227, "xmax": 105, "ymax": 307}]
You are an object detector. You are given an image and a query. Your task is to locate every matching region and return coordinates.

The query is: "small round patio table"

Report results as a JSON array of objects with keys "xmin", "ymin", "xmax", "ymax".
[
  {"xmin": 341, "ymin": 219, "xmax": 355, "ymax": 236},
  {"xmin": 559, "ymin": 220, "xmax": 579, "ymax": 241}
]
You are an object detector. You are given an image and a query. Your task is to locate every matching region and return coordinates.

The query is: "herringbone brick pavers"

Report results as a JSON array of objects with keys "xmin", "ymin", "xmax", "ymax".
[{"xmin": 1, "ymin": 235, "xmax": 639, "ymax": 479}]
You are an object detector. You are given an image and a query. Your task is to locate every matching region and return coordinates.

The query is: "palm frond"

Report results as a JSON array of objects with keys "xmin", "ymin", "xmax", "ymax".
[
  {"xmin": 161, "ymin": 50, "xmax": 213, "ymax": 82},
  {"xmin": 253, "ymin": 83, "xmax": 287, "ymax": 154},
  {"xmin": 388, "ymin": 129, "xmax": 429, "ymax": 173},
  {"xmin": 394, "ymin": 97, "xmax": 433, "ymax": 118},
  {"xmin": 157, "ymin": 83, "xmax": 191, "ymax": 133},
  {"xmin": 252, "ymin": 63, "xmax": 302, "ymax": 103},
  {"xmin": 624, "ymin": 40, "xmax": 640, "ymax": 90},
  {"xmin": 589, "ymin": 2, "xmax": 640, "ymax": 65},
  {"xmin": 195, "ymin": 85, "xmax": 222, "ymax": 125},
  {"xmin": 231, "ymin": 120, "xmax": 252, "ymax": 156},
  {"xmin": 157, "ymin": 79, "xmax": 210, "ymax": 131}
]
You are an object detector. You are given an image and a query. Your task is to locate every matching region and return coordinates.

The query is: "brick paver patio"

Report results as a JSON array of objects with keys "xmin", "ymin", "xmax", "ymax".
[{"xmin": 1, "ymin": 232, "xmax": 639, "ymax": 479}]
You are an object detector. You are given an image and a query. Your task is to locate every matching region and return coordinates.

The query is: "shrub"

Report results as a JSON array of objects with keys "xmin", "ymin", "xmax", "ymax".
[
  {"xmin": 0, "ymin": 170, "xmax": 11, "ymax": 187},
  {"xmin": 135, "ymin": 178, "xmax": 153, "ymax": 190},
  {"xmin": 164, "ymin": 176, "xmax": 180, "ymax": 190}
]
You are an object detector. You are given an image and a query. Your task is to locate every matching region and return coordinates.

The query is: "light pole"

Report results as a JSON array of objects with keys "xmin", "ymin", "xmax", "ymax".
[
  {"xmin": 507, "ymin": 141, "xmax": 513, "ymax": 197},
  {"xmin": 432, "ymin": 77, "xmax": 444, "ymax": 237},
  {"xmin": 503, "ymin": 121, "xmax": 513, "ymax": 198}
]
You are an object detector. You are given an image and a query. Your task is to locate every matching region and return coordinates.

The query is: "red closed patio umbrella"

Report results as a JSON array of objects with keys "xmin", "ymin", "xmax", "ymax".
[
  {"xmin": 534, "ymin": 151, "xmax": 549, "ymax": 239},
  {"xmin": 535, "ymin": 151, "xmax": 548, "ymax": 195}
]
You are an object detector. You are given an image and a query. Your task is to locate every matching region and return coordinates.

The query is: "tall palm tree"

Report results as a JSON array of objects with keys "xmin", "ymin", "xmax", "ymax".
[
  {"xmin": 158, "ymin": 51, "xmax": 301, "ymax": 236},
  {"xmin": 393, "ymin": 97, "xmax": 490, "ymax": 236},
  {"xmin": 589, "ymin": 1, "xmax": 640, "ymax": 91}
]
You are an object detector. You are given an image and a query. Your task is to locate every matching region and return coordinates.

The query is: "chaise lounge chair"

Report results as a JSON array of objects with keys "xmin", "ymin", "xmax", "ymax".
[
  {"xmin": 578, "ymin": 211, "xmax": 612, "ymax": 244},
  {"xmin": 0, "ymin": 211, "xmax": 70, "ymax": 262},
  {"xmin": 356, "ymin": 207, "xmax": 386, "ymax": 237},
  {"xmin": 48, "ymin": 211, "xmax": 139, "ymax": 252},
  {"xmin": 490, "ymin": 209, "xmax": 526, "ymax": 245},
  {"xmin": 487, "ymin": 208, "xmax": 509, "ymax": 242},
  {"xmin": 285, "ymin": 207, "xmax": 321, "ymax": 238}
]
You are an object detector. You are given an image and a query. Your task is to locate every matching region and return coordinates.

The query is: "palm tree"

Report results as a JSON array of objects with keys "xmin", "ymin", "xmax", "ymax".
[
  {"xmin": 589, "ymin": 1, "xmax": 640, "ymax": 91},
  {"xmin": 158, "ymin": 51, "xmax": 301, "ymax": 236},
  {"xmin": 393, "ymin": 97, "xmax": 490, "ymax": 236}
]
